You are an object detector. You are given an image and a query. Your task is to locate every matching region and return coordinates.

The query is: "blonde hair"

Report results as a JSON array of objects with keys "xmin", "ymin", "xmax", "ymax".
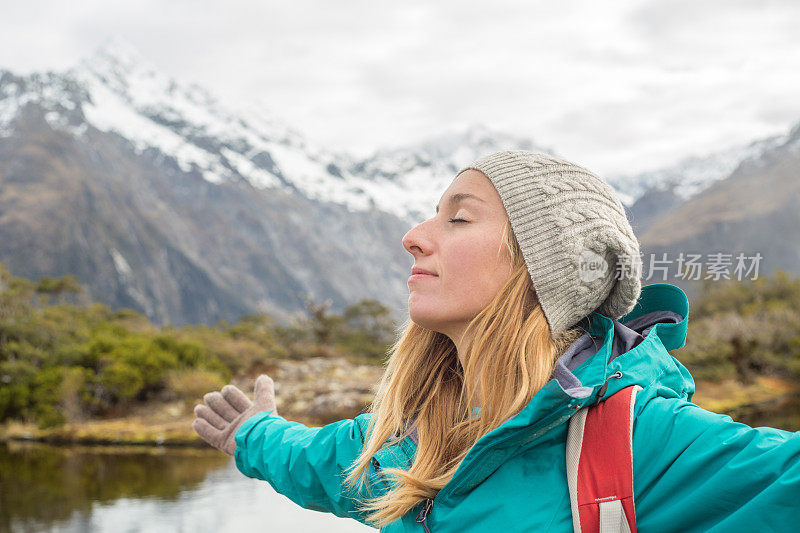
[{"xmin": 343, "ymin": 217, "xmax": 584, "ymax": 527}]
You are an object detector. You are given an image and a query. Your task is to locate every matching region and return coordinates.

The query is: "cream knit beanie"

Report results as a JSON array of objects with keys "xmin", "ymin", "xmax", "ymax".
[{"xmin": 455, "ymin": 150, "xmax": 642, "ymax": 336}]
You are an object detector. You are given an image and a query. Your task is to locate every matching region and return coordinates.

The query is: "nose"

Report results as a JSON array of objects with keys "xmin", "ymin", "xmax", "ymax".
[{"xmin": 402, "ymin": 220, "xmax": 432, "ymax": 256}]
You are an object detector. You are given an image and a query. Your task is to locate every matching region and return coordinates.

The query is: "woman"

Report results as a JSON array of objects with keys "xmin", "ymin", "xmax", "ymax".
[{"xmin": 192, "ymin": 150, "xmax": 800, "ymax": 532}]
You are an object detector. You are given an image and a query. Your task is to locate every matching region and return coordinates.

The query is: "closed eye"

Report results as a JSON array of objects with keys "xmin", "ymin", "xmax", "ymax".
[{"xmin": 448, "ymin": 218, "xmax": 468, "ymax": 224}]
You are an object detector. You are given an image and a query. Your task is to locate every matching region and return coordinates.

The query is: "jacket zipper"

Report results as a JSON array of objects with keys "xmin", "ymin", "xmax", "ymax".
[
  {"xmin": 409, "ymin": 407, "xmax": 576, "ymax": 531},
  {"xmin": 434, "ymin": 407, "xmax": 573, "ymax": 502},
  {"xmin": 415, "ymin": 497, "xmax": 434, "ymax": 532},
  {"xmin": 410, "ymin": 410, "xmax": 569, "ymax": 532},
  {"xmin": 409, "ymin": 414, "xmax": 567, "ymax": 532},
  {"xmin": 395, "ymin": 380, "xmax": 615, "ymax": 531}
]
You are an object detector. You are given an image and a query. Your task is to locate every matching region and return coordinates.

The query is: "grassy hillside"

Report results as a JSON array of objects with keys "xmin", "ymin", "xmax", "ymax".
[
  {"xmin": 2, "ymin": 261, "xmax": 798, "ymax": 445},
  {"xmin": 0, "ymin": 261, "xmax": 394, "ymax": 441},
  {"xmin": 676, "ymin": 271, "xmax": 800, "ymax": 429}
]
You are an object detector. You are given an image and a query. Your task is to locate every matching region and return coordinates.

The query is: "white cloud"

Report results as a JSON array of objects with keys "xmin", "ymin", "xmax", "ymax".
[{"xmin": 0, "ymin": 0, "xmax": 798, "ymax": 175}]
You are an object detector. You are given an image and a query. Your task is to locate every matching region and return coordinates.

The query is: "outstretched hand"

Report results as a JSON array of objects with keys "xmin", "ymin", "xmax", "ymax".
[{"xmin": 192, "ymin": 374, "xmax": 278, "ymax": 455}]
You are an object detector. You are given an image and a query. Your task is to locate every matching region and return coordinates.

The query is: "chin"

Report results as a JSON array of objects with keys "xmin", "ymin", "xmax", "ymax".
[
  {"xmin": 408, "ymin": 306, "xmax": 444, "ymax": 333},
  {"xmin": 408, "ymin": 306, "xmax": 464, "ymax": 337},
  {"xmin": 408, "ymin": 312, "xmax": 435, "ymax": 331}
]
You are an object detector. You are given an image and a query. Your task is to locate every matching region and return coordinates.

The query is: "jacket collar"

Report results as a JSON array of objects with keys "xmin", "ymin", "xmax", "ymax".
[{"xmin": 432, "ymin": 283, "xmax": 692, "ymax": 500}]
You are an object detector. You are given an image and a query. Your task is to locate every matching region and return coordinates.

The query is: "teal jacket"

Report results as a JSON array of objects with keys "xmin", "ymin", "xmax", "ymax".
[{"xmin": 234, "ymin": 283, "xmax": 800, "ymax": 531}]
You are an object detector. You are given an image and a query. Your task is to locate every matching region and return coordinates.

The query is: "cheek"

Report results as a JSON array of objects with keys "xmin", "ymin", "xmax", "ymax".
[{"xmin": 446, "ymin": 235, "xmax": 509, "ymax": 285}]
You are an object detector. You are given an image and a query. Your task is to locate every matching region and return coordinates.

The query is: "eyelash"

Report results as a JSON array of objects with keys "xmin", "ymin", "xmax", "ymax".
[{"xmin": 448, "ymin": 218, "xmax": 468, "ymax": 224}]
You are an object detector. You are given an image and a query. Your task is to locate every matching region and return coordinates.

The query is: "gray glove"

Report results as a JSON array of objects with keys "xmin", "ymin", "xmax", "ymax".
[{"xmin": 192, "ymin": 374, "xmax": 278, "ymax": 455}]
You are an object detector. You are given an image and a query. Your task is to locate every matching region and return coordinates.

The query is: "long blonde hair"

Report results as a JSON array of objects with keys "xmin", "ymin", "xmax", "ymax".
[{"xmin": 343, "ymin": 217, "xmax": 584, "ymax": 527}]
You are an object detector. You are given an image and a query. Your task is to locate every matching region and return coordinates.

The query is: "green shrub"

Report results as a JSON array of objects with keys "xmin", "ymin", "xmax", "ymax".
[
  {"xmin": 0, "ymin": 261, "xmax": 403, "ymax": 428},
  {"xmin": 99, "ymin": 359, "xmax": 145, "ymax": 401},
  {"xmin": 31, "ymin": 367, "xmax": 68, "ymax": 428}
]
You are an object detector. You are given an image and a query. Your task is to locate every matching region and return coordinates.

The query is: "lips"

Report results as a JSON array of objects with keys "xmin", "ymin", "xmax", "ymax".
[{"xmin": 408, "ymin": 267, "xmax": 438, "ymax": 284}]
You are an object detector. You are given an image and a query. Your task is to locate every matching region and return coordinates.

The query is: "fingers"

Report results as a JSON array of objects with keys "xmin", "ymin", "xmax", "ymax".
[
  {"xmin": 192, "ymin": 417, "xmax": 221, "ymax": 444},
  {"xmin": 221, "ymin": 384, "xmax": 252, "ymax": 413},
  {"xmin": 253, "ymin": 374, "xmax": 275, "ymax": 401},
  {"xmin": 194, "ymin": 403, "xmax": 227, "ymax": 430},
  {"xmin": 203, "ymin": 391, "xmax": 239, "ymax": 422}
]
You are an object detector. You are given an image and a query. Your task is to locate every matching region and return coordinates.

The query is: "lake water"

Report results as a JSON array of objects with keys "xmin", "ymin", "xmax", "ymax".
[
  {"xmin": 4, "ymin": 400, "xmax": 797, "ymax": 533},
  {"xmin": 0, "ymin": 441, "xmax": 375, "ymax": 533}
]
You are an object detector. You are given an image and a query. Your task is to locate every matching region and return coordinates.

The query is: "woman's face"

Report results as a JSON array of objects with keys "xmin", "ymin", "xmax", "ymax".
[{"xmin": 402, "ymin": 169, "xmax": 513, "ymax": 342}]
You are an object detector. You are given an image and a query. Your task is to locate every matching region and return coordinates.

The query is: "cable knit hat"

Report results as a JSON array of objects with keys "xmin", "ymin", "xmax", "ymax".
[{"xmin": 455, "ymin": 150, "xmax": 642, "ymax": 336}]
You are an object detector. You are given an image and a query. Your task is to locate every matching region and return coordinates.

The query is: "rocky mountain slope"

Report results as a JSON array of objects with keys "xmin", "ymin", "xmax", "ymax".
[
  {"xmin": 1, "ymin": 36, "xmax": 797, "ymax": 327},
  {"xmin": 636, "ymin": 121, "xmax": 800, "ymax": 287},
  {"xmin": 0, "ymin": 38, "xmax": 542, "ymax": 326}
]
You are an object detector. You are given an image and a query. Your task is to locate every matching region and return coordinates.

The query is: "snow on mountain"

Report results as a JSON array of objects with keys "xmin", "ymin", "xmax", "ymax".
[
  {"xmin": 0, "ymin": 70, "xmax": 86, "ymax": 136},
  {"xmin": 0, "ymin": 38, "xmax": 392, "ymax": 218},
  {"xmin": 345, "ymin": 126, "xmax": 552, "ymax": 221},
  {"xmin": 6, "ymin": 37, "xmax": 800, "ymax": 328},
  {"xmin": 5, "ymin": 36, "xmax": 790, "ymax": 224},
  {"xmin": 72, "ymin": 36, "xmax": 344, "ymax": 192},
  {"xmin": 0, "ymin": 38, "xmax": 542, "ymax": 222},
  {"xmin": 607, "ymin": 132, "xmax": 790, "ymax": 207},
  {"xmin": 0, "ymin": 36, "xmax": 553, "ymax": 223}
]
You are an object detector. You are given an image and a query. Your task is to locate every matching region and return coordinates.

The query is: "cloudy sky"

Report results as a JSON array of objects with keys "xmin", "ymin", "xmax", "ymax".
[{"xmin": 2, "ymin": 0, "xmax": 799, "ymax": 175}]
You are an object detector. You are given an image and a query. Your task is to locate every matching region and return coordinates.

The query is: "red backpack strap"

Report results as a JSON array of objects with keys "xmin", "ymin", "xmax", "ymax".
[{"xmin": 566, "ymin": 384, "xmax": 642, "ymax": 533}]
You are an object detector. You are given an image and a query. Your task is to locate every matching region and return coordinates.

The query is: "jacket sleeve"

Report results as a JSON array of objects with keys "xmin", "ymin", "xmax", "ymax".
[
  {"xmin": 233, "ymin": 410, "xmax": 388, "ymax": 525},
  {"xmin": 632, "ymin": 392, "xmax": 800, "ymax": 532}
]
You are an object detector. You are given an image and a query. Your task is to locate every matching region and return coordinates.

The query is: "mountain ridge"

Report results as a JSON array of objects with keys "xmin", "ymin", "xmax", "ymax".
[{"xmin": 1, "ymin": 37, "xmax": 798, "ymax": 326}]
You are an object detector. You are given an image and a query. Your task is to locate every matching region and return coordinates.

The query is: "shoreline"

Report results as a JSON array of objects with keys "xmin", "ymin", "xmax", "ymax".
[
  {"xmin": 0, "ymin": 416, "xmax": 208, "ymax": 448},
  {"xmin": 3, "ymin": 377, "xmax": 797, "ymax": 449},
  {"xmin": 0, "ymin": 356, "xmax": 383, "ymax": 448}
]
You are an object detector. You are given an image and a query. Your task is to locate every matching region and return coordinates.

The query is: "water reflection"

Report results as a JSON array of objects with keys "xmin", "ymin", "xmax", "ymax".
[{"xmin": 1, "ymin": 442, "xmax": 374, "ymax": 532}]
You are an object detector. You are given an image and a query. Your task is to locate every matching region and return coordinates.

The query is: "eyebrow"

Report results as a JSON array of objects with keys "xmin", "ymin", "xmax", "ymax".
[{"xmin": 435, "ymin": 193, "xmax": 485, "ymax": 214}]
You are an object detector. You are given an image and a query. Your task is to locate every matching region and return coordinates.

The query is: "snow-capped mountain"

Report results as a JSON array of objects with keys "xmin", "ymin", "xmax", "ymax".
[
  {"xmin": 608, "ymin": 133, "xmax": 789, "ymax": 207},
  {"xmin": 1, "ymin": 36, "xmax": 797, "ymax": 326},
  {"xmin": 0, "ymin": 37, "xmax": 544, "ymax": 326},
  {"xmin": 2, "ymin": 37, "xmax": 375, "ymax": 208},
  {"xmin": 605, "ymin": 129, "xmax": 793, "ymax": 236},
  {"xmin": 634, "ymin": 119, "xmax": 800, "ymax": 295},
  {"xmin": 344, "ymin": 127, "xmax": 552, "ymax": 220},
  {"xmin": 0, "ymin": 36, "xmax": 544, "ymax": 224}
]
